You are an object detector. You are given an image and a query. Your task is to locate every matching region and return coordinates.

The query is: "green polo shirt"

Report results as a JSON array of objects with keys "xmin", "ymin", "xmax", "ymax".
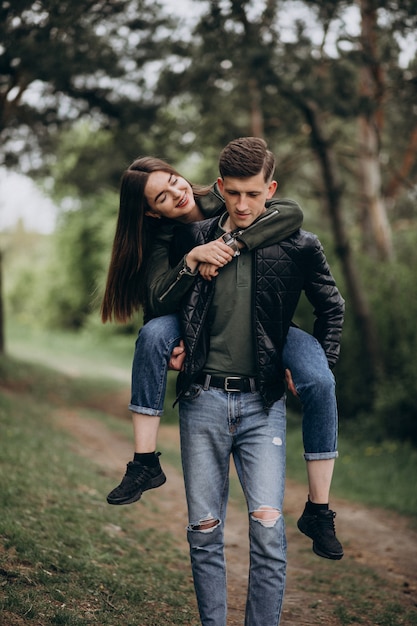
[{"xmin": 203, "ymin": 216, "xmax": 256, "ymax": 377}]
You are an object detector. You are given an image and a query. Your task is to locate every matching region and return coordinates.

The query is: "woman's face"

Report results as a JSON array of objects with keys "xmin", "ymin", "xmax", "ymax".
[{"xmin": 144, "ymin": 170, "xmax": 197, "ymax": 223}]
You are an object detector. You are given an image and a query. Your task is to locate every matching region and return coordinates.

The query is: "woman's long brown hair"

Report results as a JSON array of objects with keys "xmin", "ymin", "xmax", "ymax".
[{"xmin": 100, "ymin": 157, "xmax": 205, "ymax": 323}]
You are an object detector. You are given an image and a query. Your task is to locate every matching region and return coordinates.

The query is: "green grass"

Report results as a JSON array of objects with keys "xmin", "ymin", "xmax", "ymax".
[
  {"xmin": 285, "ymin": 559, "xmax": 417, "ymax": 626},
  {"xmin": 1, "ymin": 351, "xmax": 417, "ymax": 626},
  {"xmin": 5, "ymin": 320, "xmax": 135, "ymax": 382},
  {"xmin": 285, "ymin": 411, "xmax": 417, "ymax": 520},
  {"xmin": 0, "ymin": 356, "xmax": 199, "ymax": 626}
]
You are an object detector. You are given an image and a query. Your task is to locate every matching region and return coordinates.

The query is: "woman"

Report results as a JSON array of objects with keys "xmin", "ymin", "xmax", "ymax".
[{"xmin": 101, "ymin": 155, "xmax": 342, "ymax": 560}]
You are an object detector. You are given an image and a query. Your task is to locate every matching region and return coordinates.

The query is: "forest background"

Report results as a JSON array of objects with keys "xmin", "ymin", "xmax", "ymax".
[{"xmin": 1, "ymin": 0, "xmax": 417, "ymax": 448}]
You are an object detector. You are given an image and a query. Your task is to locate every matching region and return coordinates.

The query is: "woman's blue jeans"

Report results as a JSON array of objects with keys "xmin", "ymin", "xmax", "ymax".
[
  {"xmin": 179, "ymin": 386, "xmax": 287, "ymax": 626},
  {"xmin": 129, "ymin": 313, "xmax": 338, "ymax": 459}
]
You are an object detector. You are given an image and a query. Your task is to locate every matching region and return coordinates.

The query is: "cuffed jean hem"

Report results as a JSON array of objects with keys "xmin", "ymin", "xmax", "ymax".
[
  {"xmin": 128, "ymin": 404, "xmax": 163, "ymax": 417},
  {"xmin": 304, "ymin": 451, "xmax": 339, "ymax": 461}
]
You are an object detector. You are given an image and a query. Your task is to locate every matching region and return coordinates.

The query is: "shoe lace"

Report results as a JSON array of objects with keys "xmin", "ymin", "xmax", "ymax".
[
  {"xmin": 125, "ymin": 461, "xmax": 156, "ymax": 481},
  {"xmin": 316, "ymin": 511, "xmax": 336, "ymax": 536}
]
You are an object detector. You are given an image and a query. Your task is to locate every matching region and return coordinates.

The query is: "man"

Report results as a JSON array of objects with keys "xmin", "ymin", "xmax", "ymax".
[{"xmin": 148, "ymin": 137, "xmax": 345, "ymax": 625}]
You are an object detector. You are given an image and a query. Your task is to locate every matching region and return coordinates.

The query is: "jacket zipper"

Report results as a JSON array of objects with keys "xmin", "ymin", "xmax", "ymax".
[{"xmin": 158, "ymin": 263, "xmax": 193, "ymax": 301}]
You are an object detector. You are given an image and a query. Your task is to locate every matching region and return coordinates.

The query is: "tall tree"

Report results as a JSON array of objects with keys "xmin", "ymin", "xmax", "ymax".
[
  {"xmin": 295, "ymin": 97, "xmax": 384, "ymax": 381},
  {"xmin": 0, "ymin": 250, "xmax": 4, "ymax": 355},
  {"xmin": 357, "ymin": 0, "xmax": 393, "ymax": 260},
  {"xmin": 0, "ymin": 0, "xmax": 174, "ymax": 171}
]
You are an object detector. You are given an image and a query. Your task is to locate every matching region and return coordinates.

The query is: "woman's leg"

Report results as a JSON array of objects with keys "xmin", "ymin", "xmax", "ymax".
[
  {"xmin": 131, "ymin": 413, "xmax": 161, "ymax": 453},
  {"xmin": 283, "ymin": 327, "xmax": 338, "ymax": 458},
  {"xmin": 107, "ymin": 314, "xmax": 181, "ymax": 505},
  {"xmin": 129, "ymin": 313, "xmax": 182, "ymax": 416},
  {"xmin": 282, "ymin": 326, "xmax": 343, "ymax": 560}
]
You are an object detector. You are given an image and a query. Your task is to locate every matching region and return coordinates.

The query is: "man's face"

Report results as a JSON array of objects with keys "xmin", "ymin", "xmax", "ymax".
[{"xmin": 217, "ymin": 172, "xmax": 277, "ymax": 230}]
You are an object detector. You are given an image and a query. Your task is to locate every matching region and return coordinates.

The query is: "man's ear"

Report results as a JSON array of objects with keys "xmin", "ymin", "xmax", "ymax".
[
  {"xmin": 267, "ymin": 180, "xmax": 278, "ymax": 199},
  {"xmin": 145, "ymin": 210, "xmax": 161, "ymax": 219},
  {"xmin": 217, "ymin": 177, "xmax": 224, "ymax": 195}
]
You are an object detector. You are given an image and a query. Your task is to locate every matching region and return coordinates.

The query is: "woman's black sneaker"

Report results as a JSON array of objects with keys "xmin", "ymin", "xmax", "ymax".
[
  {"xmin": 107, "ymin": 455, "xmax": 166, "ymax": 505},
  {"xmin": 297, "ymin": 506, "xmax": 344, "ymax": 560}
]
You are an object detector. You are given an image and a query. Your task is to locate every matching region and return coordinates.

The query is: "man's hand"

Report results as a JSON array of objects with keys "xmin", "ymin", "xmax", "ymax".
[
  {"xmin": 186, "ymin": 237, "xmax": 235, "ymax": 272},
  {"xmin": 198, "ymin": 262, "xmax": 220, "ymax": 281},
  {"xmin": 285, "ymin": 368, "xmax": 298, "ymax": 397},
  {"xmin": 168, "ymin": 340, "xmax": 186, "ymax": 371}
]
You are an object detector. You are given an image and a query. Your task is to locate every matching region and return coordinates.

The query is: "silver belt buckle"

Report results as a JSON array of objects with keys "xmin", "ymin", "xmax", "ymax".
[{"xmin": 224, "ymin": 376, "xmax": 241, "ymax": 392}]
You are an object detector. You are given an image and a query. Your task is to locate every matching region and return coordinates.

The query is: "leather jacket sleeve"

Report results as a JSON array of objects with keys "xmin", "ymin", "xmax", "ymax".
[
  {"xmin": 145, "ymin": 220, "xmax": 213, "ymax": 318},
  {"xmin": 301, "ymin": 234, "xmax": 345, "ymax": 368},
  {"xmin": 237, "ymin": 199, "xmax": 303, "ymax": 250}
]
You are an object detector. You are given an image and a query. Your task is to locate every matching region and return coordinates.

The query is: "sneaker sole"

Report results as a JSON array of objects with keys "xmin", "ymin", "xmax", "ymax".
[
  {"xmin": 312, "ymin": 543, "xmax": 344, "ymax": 560},
  {"xmin": 107, "ymin": 472, "xmax": 167, "ymax": 506}
]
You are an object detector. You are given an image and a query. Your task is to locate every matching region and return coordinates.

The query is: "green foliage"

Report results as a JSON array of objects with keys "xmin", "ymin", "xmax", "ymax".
[
  {"xmin": 368, "ymin": 233, "xmax": 417, "ymax": 443},
  {"xmin": 41, "ymin": 191, "xmax": 118, "ymax": 330},
  {"xmin": 0, "ymin": 227, "xmax": 54, "ymax": 328},
  {"xmin": 46, "ymin": 122, "xmax": 126, "ymax": 199},
  {"xmin": 2, "ymin": 0, "xmax": 417, "ymax": 205},
  {"xmin": 327, "ymin": 227, "xmax": 417, "ymax": 443},
  {"xmin": 0, "ymin": 0, "xmax": 176, "ymax": 170}
]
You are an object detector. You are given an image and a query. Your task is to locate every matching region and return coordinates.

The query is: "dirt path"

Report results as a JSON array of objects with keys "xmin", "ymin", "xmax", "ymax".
[{"xmin": 54, "ymin": 405, "xmax": 417, "ymax": 625}]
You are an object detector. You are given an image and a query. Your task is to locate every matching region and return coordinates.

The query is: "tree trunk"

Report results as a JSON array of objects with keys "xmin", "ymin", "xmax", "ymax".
[
  {"xmin": 358, "ymin": 116, "xmax": 394, "ymax": 259},
  {"xmin": 248, "ymin": 77, "xmax": 264, "ymax": 138},
  {"xmin": 303, "ymin": 100, "xmax": 384, "ymax": 385},
  {"xmin": 0, "ymin": 250, "xmax": 4, "ymax": 355},
  {"xmin": 358, "ymin": 0, "xmax": 394, "ymax": 260},
  {"xmin": 385, "ymin": 124, "xmax": 417, "ymax": 201}
]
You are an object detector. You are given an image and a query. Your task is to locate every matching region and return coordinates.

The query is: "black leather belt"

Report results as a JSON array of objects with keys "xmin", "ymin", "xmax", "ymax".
[{"xmin": 195, "ymin": 373, "xmax": 259, "ymax": 392}]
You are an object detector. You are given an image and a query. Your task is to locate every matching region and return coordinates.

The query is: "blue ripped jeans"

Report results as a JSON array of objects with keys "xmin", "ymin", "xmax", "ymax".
[
  {"xmin": 179, "ymin": 387, "xmax": 287, "ymax": 625},
  {"xmin": 129, "ymin": 314, "xmax": 338, "ymax": 460}
]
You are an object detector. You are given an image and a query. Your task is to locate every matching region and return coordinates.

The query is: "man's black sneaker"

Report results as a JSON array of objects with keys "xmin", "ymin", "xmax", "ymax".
[
  {"xmin": 107, "ymin": 455, "xmax": 166, "ymax": 505},
  {"xmin": 297, "ymin": 507, "xmax": 344, "ymax": 560}
]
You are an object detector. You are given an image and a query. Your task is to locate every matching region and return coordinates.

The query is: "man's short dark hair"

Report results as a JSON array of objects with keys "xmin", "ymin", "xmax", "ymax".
[{"xmin": 219, "ymin": 137, "xmax": 276, "ymax": 182}]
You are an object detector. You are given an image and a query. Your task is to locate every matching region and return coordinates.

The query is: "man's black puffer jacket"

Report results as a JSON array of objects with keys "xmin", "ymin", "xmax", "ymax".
[{"xmin": 175, "ymin": 217, "xmax": 345, "ymax": 410}]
